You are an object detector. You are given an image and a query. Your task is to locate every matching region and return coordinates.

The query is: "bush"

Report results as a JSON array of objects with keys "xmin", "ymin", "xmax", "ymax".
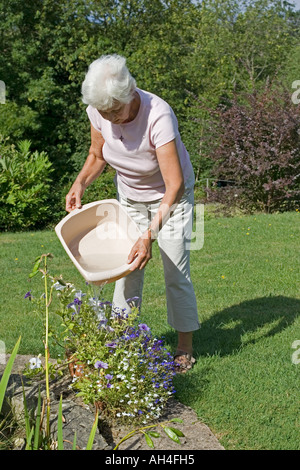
[
  {"xmin": 202, "ymin": 84, "xmax": 300, "ymax": 213},
  {"xmin": 0, "ymin": 137, "xmax": 53, "ymax": 230}
]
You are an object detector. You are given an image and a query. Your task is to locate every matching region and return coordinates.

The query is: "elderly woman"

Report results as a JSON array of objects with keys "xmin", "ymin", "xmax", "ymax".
[{"xmin": 66, "ymin": 54, "xmax": 199, "ymax": 372}]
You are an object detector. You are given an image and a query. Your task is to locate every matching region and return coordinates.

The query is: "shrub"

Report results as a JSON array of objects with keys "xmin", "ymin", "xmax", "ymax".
[
  {"xmin": 201, "ymin": 84, "xmax": 300, "ymax": 213},
  {"xmin": 0, "ymin": 137, "xmax": 53, "ymax": 230}
]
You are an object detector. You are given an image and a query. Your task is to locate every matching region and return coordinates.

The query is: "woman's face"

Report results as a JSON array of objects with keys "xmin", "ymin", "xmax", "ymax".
[{"xmin": 97, "ymin": 101, "xmax": 131, "ymax": 124}]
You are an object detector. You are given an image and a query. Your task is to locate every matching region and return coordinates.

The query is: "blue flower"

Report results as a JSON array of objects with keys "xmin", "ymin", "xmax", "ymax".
[{"xmin": 105, "ymin": 374, "xmax": 113, "ymax": 380}]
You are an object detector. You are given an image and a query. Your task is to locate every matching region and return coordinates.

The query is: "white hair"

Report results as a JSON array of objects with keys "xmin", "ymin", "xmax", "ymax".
[{"xmin": 81, "ymin": 54, "xmax": 136, "ymax": 110}]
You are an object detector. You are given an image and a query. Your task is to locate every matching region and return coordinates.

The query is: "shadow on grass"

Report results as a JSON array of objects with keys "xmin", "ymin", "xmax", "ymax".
[
  {"xmin": 165, "ymin": 295, "xmax": 300, "ymax": 358},
  {"xmin": 164, "ymin": 295, "xmax": 300, "ymax": 404}
]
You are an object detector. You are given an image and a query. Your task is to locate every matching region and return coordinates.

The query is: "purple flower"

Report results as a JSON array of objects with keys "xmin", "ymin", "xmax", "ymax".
[
  {"xmin": 67, "ymin": 297, "xmax": 82, "ymax": 314},
  {"xmin": 105, "ymin": 374, "xmax": 113, "ymax": 380},
  {"xmin": 126, "ymin": 296, "xmax": 140, "ymax": 304},
  {"xmin": 105, "ymin": 341, "xmax": 117, "ymax": 348},
  {"xmin": 94, "ymin": 360, "xmax": 109, "ymax": 369},
  {"xmin": 139, "ymin": 323, "xmax": 150, "ymax": 332},
  {"xmin": 67, "ymin": 298, "xmax": 82, "ymax": 308},
  {"xmin": 24, "ymin": 291, "xmax": 32, "ymax": 301}
]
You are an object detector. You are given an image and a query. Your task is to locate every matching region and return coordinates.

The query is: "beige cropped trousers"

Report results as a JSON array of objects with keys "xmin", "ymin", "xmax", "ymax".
[{"xmin": 112, "ymin": 174, "xmax": 199, "ymax": 333}]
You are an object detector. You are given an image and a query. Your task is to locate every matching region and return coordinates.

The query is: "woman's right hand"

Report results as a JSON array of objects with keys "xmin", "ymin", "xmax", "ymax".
[{"xmin": 65, "ymin": 181, "xmax": 85, "ymax": 212}]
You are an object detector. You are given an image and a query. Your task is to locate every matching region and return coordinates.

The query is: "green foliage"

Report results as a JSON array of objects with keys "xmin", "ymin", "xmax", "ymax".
[
  {"xmin": 182, "ymin": 0, "xmax": 296, "ymax": 176},
  {"xmin": 0, "ymin": 0, "xmax": 299, "ymax": 228},
  {"xmin": 202, "ymin": 83, "xmax": 300, "ymax": 212},
  {"xmin": 0, "ymin": 137, "xmax": 53, "ymax": 231}
]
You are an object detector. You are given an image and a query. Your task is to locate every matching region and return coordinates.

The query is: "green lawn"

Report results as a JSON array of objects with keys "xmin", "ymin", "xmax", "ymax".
[{"xmin": 0, "ymin": 210, "xmax": 299, "ymax": 449}]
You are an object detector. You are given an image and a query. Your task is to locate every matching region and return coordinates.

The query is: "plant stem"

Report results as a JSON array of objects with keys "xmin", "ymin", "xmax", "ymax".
[
  {"xmin": 43, "ymin": 255, "xmax": 51, "ymax": 440},
  {"xmin": 113, "ymin": 422, "xmax": 165, "ymax": 450}
]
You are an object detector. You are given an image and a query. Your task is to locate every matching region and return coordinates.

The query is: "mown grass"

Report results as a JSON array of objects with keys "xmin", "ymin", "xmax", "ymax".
[{"xmin": 0, "ymin": 209, "xmax": 299, "ymax": 449}]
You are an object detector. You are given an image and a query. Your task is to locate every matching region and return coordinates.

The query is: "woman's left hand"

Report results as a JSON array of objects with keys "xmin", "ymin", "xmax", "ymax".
[{"xmin": 127, "ymin": 233, "xmax": 153, "ymax": 271}]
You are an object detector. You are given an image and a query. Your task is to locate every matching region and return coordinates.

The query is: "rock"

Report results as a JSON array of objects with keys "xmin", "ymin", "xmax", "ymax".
[
  {"xmin": 50, "ymin": 399, "xmax": 110, "ymax": 450},
  {"xmin": 0, "ymin": 355, "xmax": 110, "ymax": 450},
  {"xmin": 108, "ymin": 397, "xmax": 224, "ymax": 451}
]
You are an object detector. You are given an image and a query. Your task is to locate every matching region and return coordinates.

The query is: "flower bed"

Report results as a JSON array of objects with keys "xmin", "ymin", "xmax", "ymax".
[{"xmin": 55, "ymin": 284, "xmax": 176, "ymax": 424}]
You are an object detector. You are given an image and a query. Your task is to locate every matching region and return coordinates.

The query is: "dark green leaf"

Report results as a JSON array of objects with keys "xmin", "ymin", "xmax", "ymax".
[
  {"xmin": 144, "ymin": 432, "xmax": 155, "ymax": 448},
  {"xmin": 86, "ymin": 410, "xmax": 98, "ymax": 450},
  {"xmin": 148, "ymin": 431, "xmax": 160, "ymax": 438},
  {"xmin": 168, "ymin": 427, "xmax": 185, "ymax": 437},
  {"xmin": 57, "ymin": 395, "xmax": 64, "ymax": 450},
  {"xmin": 170, "ymin": 418, "xmax": 183, "ymax": 423},
  {"xmin": 72, "ymin": 432, "xmax": 77, "ymax": 450},
  {"xmin": 33, "ymin": 387, "xmax": 42, "ymax": 450},
  {"xmin": 163, "ymin": 426, "xmax": 181, "ymax": 444},
  {"xmin": 29, "ymin": 258, "xmax": 41, "ymax": 278},
  {"xmin": 28, "ymin": 270, "xmax": 39, "ymax": 278}
]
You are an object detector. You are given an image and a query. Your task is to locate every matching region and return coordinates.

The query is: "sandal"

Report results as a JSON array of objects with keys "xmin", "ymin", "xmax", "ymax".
[{"xmin": 173, "ymin": 349, "xmax": 196, "ymax": 373}]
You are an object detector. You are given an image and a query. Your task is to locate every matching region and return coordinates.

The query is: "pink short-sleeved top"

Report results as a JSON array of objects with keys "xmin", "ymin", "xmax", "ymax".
[{"xmin": 86, "ymin": 88, "xmax": 193, "ymax": 202}]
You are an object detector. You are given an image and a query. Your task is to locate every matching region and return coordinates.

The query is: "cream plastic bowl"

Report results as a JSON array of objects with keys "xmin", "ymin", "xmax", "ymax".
[{"xmin": 55, "ymin": 199, "xmax": 142, "ymax": 285}]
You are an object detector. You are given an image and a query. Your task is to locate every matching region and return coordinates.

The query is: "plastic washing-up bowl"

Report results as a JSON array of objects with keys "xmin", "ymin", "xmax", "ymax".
[{"xmin": 55, "ymin": 199, "xmax": 142, "ymax": 285}]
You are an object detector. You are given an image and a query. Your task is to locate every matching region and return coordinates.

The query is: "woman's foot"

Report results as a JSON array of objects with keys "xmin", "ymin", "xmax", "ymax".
[
  {"xmin": 173, "ymin": 349, "xmax": 196, "ymax": 373},
  {"xmin": 174, "ymin": 331, "xmax": 196, "ymax": 373}
]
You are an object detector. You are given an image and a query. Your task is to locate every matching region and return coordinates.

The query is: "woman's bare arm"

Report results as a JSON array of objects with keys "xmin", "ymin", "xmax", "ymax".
[{"xmin": 65, "ymin": 124, "xmax": 106, "ymax": 212}]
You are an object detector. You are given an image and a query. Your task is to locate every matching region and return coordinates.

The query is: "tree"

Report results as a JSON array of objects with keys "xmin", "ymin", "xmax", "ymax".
[
  {"xmin": 183, "ymin": 0, "xmax": 297, "ymax": 178},
  {"xmin": 0, "ymin": 0, "xmax": 299, "ymax": 229}
]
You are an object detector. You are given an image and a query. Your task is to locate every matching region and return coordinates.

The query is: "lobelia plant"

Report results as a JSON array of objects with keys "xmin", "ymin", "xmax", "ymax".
[
  {"xmin": 23, "ymin": 254, "xmax": 182, "ymax": 449},
  {"xmin": 55, "ymin": 284, "xmax": 177, "ymax": 424}
]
